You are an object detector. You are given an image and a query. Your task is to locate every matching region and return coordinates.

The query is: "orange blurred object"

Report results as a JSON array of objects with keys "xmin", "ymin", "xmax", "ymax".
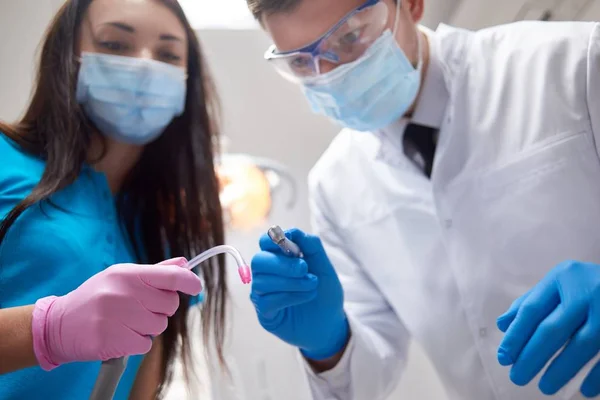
[{"xmin": 217, "ymin": 160, "xmax": 272, "ymax": 230}]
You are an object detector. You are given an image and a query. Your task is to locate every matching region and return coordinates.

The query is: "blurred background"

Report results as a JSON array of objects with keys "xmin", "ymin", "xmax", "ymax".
[{"xmin": 0, "ymin": 0, "xmax": 599, "ymax": 399}]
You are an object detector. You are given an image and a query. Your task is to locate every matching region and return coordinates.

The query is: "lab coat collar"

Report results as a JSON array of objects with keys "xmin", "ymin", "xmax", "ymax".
[
  {"xmin": 410, "ymin": 26, "xmax": 449, "ymax": 130},
  {"xmin": 374, "ymin": 25, "xmax": 450, "ymax": 167}
]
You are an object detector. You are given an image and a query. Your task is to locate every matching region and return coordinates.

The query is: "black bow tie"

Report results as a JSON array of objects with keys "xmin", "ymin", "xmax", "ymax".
[{"xmin": 403, "ymin": 123, "xmax": 438, "ymax": 178}]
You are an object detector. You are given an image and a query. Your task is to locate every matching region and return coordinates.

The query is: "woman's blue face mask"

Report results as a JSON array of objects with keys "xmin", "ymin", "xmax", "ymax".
[{"xmin": 76, "ymin": 52, "xmax": 187, "ymax": 145}]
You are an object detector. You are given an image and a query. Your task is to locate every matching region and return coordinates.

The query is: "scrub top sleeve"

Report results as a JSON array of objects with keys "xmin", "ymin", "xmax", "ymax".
[
  {"xmin": 302, "ymin": 175, "xmax": 410, "ymax": 400},
  {"xmin": 189, "ymin": 292, "xmax": 204, "ymax": 306},
  {"xmin": 0, "ymin": 138, "xmax": 75, "ymax": 306},
  {"xmin": 587, "ymin": 23, "xmax": 600, "ymax": 156}
]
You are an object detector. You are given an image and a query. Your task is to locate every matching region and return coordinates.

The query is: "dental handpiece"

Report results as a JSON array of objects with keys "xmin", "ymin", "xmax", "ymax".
[
  {"xmin": 268, "ymin": 225, "xmax": 303, "ymax": 258},
  {"xmin": 90, "ymin": 245, "xmax": 251, "ymax": 400}
]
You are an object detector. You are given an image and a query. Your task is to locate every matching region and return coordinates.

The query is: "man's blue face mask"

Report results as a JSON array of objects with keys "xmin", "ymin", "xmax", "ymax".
[
  {"xmin": 76, "ymin": 53, "xmax": 187, "ymax": 145},
  {"xmin": 299, "ymin": 1, "xmax": 422, "ymax": 132}
]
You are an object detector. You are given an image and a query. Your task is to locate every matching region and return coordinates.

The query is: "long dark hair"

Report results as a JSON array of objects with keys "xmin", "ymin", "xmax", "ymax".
[{"xmin": 0, "ymin": 0, "xmax": 227, "ymax": 396}]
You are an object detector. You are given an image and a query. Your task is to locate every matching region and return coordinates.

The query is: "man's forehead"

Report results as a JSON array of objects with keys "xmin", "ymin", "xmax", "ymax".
[{"xmin": 262, "ymin": 0, "xmax": 366, "ymax": 52}]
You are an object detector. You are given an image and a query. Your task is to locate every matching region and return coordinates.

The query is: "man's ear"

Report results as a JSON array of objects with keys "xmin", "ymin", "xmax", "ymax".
[{"xmin": 407, "ymin": 0, "xmax": 424, "ymax": 22}]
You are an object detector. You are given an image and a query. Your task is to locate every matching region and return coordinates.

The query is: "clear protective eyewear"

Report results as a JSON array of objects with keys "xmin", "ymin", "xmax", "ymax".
[{"xmin": 264, "ymin": 0, "xmax": 389, "ymax": 82}]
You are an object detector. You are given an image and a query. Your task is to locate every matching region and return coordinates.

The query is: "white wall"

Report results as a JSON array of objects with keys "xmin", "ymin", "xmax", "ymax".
[{"xmin": 0, "ymin": 0, "xmax": 61, "ymax": 122}]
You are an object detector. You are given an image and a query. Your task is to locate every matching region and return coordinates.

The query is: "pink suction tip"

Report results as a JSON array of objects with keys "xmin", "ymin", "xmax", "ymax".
[{"xmin": 238, "ymin": 265, "xmax": 252, "ymax": 284}]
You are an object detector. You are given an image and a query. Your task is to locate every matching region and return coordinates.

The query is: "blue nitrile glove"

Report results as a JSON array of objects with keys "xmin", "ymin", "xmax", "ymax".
[
  {"xmin": 250, "ymin": 228, "xmax": 349, "ymax": 360},
  {"xmin": 497, "ymin": 260, "xmax": 600, "ymax": 398}
]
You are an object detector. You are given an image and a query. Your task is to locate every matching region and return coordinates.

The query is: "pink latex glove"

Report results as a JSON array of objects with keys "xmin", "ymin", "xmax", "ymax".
[{"xmin": 31, "ymin": 257, "xmax": 201, "ymax": 371}]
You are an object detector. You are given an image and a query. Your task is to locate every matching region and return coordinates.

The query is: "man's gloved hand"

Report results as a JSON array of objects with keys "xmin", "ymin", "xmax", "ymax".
[
  {"xmin": 497, "ymin": 260, "xmax": 600, "ymax": 398},
  {"xmin": 250, "ymin": 228, "xmax": 349, "ymax": 360}
]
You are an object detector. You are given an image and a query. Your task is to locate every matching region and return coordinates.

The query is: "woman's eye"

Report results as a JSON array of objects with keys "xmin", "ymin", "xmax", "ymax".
[
  {"xmin": 160, "ymin": 52, "xmax": 182, "ymax": 63},
  {"xmin": 100, "ymin": 41, "xmax": 128, "ymax": 52}
]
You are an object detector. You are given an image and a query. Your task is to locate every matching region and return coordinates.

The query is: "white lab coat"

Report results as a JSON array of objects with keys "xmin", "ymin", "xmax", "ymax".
[{"xmin": 303, "ymin": 21, "xmax": 600, "ymax": 400}]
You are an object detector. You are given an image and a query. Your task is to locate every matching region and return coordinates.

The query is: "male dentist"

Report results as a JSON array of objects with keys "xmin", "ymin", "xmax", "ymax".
[{"xmin": 247, "ymin": 0, "xmax": 600, "ymax": 398}]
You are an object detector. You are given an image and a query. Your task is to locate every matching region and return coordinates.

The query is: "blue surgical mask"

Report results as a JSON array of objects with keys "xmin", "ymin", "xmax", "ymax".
[
  {"xmin": 76, "ymin": 53, "xmax": 187, "ymax": 145},
  {"xmin": 300, "ymin": 14, "xmax": 422, "ymax": 132}
]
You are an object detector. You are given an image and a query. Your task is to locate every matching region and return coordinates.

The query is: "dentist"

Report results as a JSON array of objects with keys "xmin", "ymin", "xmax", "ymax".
[{"xmin": 247, "ymin": 0, "xmax": 600, "ymax": 398}]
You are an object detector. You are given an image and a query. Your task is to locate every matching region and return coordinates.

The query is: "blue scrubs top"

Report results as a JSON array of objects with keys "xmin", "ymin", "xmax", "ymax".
[{"xmin": 0, "ymin": 133, "xmax": 143, "ymax": 400}]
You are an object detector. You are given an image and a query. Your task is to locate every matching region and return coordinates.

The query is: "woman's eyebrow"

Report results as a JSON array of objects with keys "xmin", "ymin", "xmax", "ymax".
[
  {"xmin": 103, "ymin": 21, "xmax": 135, "ymax": 33},
  {"xmin": 100, "ymin": 21, "xmax": 184, "ymax": 42},
  {"xmin": 159, "ymin": 33, "xmax": 184, "ymax": 42}
]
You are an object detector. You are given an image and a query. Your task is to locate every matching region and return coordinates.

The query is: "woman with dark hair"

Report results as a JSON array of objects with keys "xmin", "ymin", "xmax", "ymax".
[{"xmin": 0, "ymin": 0, "xmax": 228, "ymax": 398}]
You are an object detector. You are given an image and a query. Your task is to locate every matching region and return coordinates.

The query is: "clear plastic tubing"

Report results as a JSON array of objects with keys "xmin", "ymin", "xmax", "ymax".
[{"xmin": 187, "ymin": 245, "xmax": 252, "ymax": 284}]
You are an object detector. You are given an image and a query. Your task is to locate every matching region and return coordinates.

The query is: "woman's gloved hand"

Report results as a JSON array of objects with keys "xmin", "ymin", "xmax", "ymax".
[
  {"xmin": 31, "ymin": 257, "xmax": 201, "ymax": 370},
  {"xmin": 497, "ymin": 260, "xmax": 600, "ymax": 397},
  {"xmin": 250, "ymin": 228, "xmax": 349, "ymax": 360}
]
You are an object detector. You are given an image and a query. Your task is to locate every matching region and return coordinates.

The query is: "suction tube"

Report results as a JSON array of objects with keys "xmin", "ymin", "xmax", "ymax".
[
  {"xmin": 90, "ymin": 245, "xmax": 251, "ymax": 400},
  {"xmin": 187, "ymin": 245, "xmax": 252, "ymax": 284}
]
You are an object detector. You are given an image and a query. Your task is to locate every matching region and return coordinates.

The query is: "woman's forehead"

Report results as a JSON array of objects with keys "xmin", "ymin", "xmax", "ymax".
[{"xmin": 85, "ymin": 0, "xmax": 187, "ymax": 40}]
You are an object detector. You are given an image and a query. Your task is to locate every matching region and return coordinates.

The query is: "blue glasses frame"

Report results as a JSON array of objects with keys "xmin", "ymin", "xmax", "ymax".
[{"xmin": 266, "ymin": 0, "xmax": 381, "ymax": 63}]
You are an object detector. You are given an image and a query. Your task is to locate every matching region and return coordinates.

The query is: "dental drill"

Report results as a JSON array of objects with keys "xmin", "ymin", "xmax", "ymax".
[
  {"xmin": 89, "ymin": 245, "xmax": 251, "ymax": 400},
  {"xmin": 267, "ymin": 225, "xmax": 303, "ymax": 258}
]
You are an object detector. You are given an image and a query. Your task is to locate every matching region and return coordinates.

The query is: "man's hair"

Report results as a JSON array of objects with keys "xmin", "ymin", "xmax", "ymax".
[
  {"xmin": 246, "ymin": 0, "xmax": 302, "ymax": 20},
  {"xmin": 247, "ymin": 0, "xmax": 399, "ymax": 21}
]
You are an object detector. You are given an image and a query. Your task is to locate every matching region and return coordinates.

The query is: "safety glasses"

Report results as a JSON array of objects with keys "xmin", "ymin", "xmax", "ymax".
[{"xmin": 264, "ymin": 0, "xmax": 389, "ymax": 82}]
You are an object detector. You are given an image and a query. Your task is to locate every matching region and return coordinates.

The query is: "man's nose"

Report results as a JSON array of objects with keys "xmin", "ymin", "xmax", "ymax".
[{"xmin": 318, "ymin": 59, "xmax": 338, "ymax": 74}]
